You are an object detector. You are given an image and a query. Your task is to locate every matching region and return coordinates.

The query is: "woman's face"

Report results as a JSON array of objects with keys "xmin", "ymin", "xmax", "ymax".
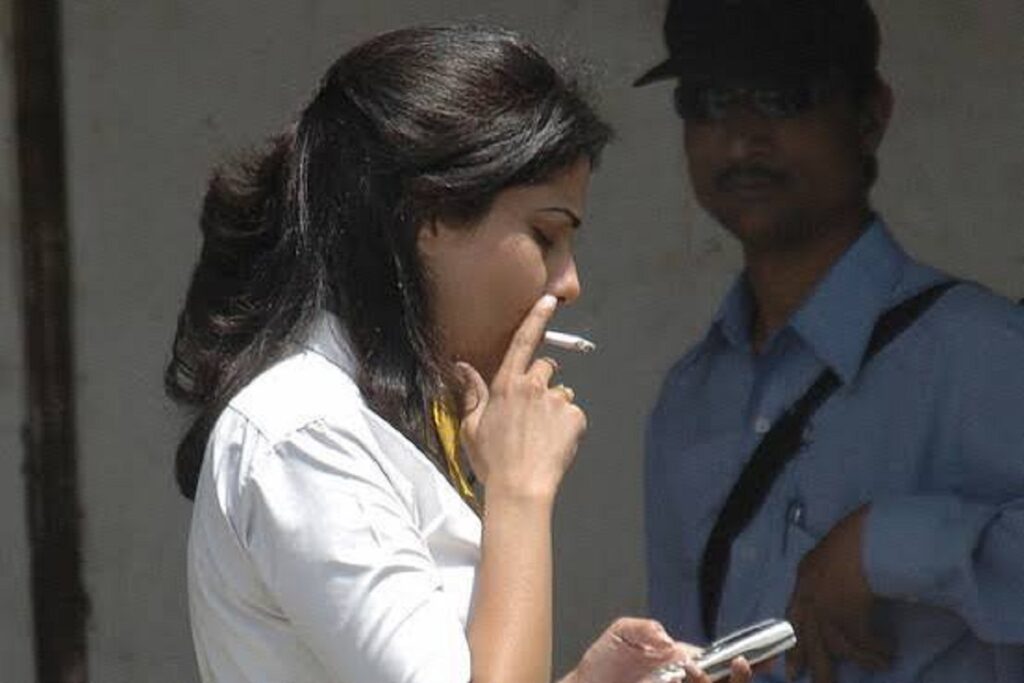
[{"xmin": 419, "ymin": 158, "xmax": 591, "ymax": 382}]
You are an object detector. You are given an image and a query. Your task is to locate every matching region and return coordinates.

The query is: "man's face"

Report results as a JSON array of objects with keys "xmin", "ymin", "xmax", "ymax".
[{"xmin": 683, "ymin": 82, "xmax": 889, "ymax": 253}]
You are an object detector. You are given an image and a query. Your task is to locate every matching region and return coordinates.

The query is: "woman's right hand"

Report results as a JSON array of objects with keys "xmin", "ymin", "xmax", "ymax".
[
  {"xmin": 564, "ymin": 617, "xmax": 756, "ymax": 683},
  {"xmin": 457, "ymin": 294, "xmax": 586, "ymax": 503}
]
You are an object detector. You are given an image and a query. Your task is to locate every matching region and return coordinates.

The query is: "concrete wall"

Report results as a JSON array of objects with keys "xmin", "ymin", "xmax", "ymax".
[{"xmin": 1, "ymin": 0, "xmax": 1021, "ymax": 681}]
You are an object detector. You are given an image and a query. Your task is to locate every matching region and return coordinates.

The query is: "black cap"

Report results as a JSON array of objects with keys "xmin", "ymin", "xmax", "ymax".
[{"xmin": 634, "ymin": 0, "xmax": 880, "ymax": 87}]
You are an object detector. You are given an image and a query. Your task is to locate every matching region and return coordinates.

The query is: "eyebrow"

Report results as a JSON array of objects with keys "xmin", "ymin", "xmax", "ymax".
[{"xmin": 537, "ymin": 207, "xmax": 582, "ymax": 229}]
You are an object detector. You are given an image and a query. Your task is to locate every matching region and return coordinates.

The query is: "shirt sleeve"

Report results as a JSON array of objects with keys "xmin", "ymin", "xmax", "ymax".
[
  {"xmin": 864, "ymin": 312, "xmax": 1024, "ymax": 643},
  {"xmin": 240, "ymin": 417, "xmax": 472, "ymax": 683}
]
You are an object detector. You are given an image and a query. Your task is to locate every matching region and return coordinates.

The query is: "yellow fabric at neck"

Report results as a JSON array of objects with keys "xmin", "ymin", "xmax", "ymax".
[{"xmin": 431, "ymin": 400, "xmax": 477, "ymax": 506}]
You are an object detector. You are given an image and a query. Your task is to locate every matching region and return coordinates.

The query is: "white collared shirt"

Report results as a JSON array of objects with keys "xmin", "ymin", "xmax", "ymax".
[{"xmin": 188, "ymin": 313, "xmax": 481, "ymax": 683}]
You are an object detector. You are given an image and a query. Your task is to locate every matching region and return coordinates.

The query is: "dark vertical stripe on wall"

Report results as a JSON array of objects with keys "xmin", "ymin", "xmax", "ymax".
[{"xmin": 12, "ymin": 0, "xmax": 90, "ymax": 681}]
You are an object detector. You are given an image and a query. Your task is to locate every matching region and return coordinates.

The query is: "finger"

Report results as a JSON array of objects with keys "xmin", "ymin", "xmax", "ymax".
[
  {"xmin": 572, "ymin": 403, "xmax": 588, "ymax": 435},
  {"xmin": 847, "ymin": 610, "xmax": 894, "ymax": 669},
  {"xmin": 728, "ymin": 656, "xmax": 753, "ymax": 683},
  {"xmin": 801, "ymin": 613, "xmax": 835, "ymax": 683},
  {"xmin": 609, "ymin": 617, "xmax": 676, "ymax": 654},
  {"xmin": 786, "ymin": 642, "xmax": 805, "ymax": 682},
  {"xmin": 552, "ymin": 383, "xmax": 576, "ymax": 403},
  {"xmin": 455, "ymin": 362, "xmax": 489, "ymax": 434},
  {"xmin": 497, "ymin": 294, "xmax": 558, "ymax": 378},
  {"xmin": 606, "ymin": 618, "xmax": 682, "ymax": 670},
  {"xmin": 528, "ymin": 355, "xmax": 559, "ymax": 385},
  {"xmin": 673, "ymin": 641, "xmax": 704, "ymax": 662},
  {"xmin": 682, "ymin": 661, "xmax": 710, "ymax": 683},
  {"xmin": 819, "ymin": 620, "xmax": 890, "ymax": 672}
]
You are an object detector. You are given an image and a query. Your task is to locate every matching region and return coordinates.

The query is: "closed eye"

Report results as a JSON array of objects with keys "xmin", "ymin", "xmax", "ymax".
[{"xmin": 531, "ymin": 227, "xmax": 555, "ymax": 249}]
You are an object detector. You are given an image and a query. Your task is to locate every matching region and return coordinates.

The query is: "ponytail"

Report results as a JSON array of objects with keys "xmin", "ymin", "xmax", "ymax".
[{"xmin": 165, "ymin": 130, "xmax": 323, "ymax": 498}]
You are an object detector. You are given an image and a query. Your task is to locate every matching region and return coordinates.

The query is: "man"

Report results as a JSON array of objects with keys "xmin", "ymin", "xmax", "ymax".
[{"xmin": 637, "ymin": 1, "xmax": 1024, "ymax": 682}]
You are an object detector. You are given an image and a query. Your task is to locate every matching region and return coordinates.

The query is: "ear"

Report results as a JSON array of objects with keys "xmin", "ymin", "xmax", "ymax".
[
  {"xmin": 416, "ymin": 217, "xmax": 445, "ymax": 256},
  {"xmin": 859, "ymin": 79, "xmax": 894, "ymax": 153}
]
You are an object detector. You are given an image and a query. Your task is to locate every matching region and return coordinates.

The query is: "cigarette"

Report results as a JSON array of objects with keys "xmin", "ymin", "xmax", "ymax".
[{"xmin": 543, "ymin": 330, "xmax": 596, "ymax": 353}]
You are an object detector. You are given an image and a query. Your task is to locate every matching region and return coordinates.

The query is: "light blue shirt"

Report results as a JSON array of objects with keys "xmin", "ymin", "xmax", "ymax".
[{"xmin": 645, "ymin": 220, "xmax": 1024, "ymax": 682}]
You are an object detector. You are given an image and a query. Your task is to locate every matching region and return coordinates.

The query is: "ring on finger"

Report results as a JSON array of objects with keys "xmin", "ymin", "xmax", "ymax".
[{"xmin": 552, "ymin": 383, "xmax": 575, "ymax": 402}]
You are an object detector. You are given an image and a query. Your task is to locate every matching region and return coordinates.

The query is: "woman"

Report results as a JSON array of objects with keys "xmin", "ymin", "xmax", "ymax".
[{"xmin": 166, "ymin": 25, "xmax": 754, "ymax": 683}]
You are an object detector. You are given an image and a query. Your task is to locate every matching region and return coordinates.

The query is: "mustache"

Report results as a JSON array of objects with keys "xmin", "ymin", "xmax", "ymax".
[{"xmin": 714, "ymin": 164, "xmax": 790, "ymax": 192}]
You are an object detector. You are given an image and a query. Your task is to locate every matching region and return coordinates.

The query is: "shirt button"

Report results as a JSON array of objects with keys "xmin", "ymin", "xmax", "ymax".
[{"xmin": 754, "ymin": 417, "xmax": 772, "ymax": 434}]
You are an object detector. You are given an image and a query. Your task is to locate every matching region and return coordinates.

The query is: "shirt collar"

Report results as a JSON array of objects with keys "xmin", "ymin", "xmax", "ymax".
[
  {"xmin": 789, "ymin": 218, "xmax": 908, "ymax": 383},
  {"xmin": 300, "ymin": 310, "xmax": 358, "ymax": 376},
  {"xmin": 708, "ymin": 218, "xmax": 911, "ymax": 383},
  {"xmin": 711, "ymin": 273, "xmax": 756, "ymax": 351}
]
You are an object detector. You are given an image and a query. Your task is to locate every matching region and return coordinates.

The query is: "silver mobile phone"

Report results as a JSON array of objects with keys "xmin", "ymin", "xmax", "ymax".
[{"xmin": 652, "ymin": 618, "xmax": 796, "ymax": 682}]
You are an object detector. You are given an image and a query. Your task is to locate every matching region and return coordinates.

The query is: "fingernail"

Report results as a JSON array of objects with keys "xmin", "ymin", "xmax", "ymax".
[
  {"xmin": 652, "ymin": 625, "xmax": 674, "ymax": 646},
  {"xmin": 614, "ymin": 633, "xmax": 659, "ymax": 656},
  {"xmin": 538, "ymin": 294, "xmax": 557, "ymax": 310}
]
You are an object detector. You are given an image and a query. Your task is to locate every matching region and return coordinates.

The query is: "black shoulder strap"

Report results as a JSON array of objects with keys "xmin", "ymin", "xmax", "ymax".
[{"xmin": 698, "ymin": 280, "xmax": 958, "ymax": 638}]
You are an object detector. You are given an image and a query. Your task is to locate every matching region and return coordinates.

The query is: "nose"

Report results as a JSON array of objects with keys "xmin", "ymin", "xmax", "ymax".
[
  {"xmin": 549, "ymin": 254, "xmax": 581, "ymax": 305},
  {"xmin": 721, "ymin": 106, "xmax": 773, "ymax": 160}
]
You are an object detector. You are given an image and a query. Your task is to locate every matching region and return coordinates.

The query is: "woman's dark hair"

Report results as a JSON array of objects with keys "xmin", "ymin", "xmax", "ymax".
[{"xmin": 165, "ymin": 25, "xmax": 613, "ymax": 499}]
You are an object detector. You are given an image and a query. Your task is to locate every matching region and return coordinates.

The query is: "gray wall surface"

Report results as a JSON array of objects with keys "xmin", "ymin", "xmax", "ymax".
[{"xmin": 1, "ymin": 1, "xmax": 1021, "ymax": 681}]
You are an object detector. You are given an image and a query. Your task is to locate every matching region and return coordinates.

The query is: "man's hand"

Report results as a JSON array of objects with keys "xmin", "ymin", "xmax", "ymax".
[{"xmin": 785, "ymin": 505, "xmax": 893, "ymax": 683}]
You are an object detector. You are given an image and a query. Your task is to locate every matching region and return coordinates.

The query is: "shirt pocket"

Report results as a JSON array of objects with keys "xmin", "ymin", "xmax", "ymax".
[{"xmin": 781, "ymin": 499, "xmax": 819, "ymax": 557}]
